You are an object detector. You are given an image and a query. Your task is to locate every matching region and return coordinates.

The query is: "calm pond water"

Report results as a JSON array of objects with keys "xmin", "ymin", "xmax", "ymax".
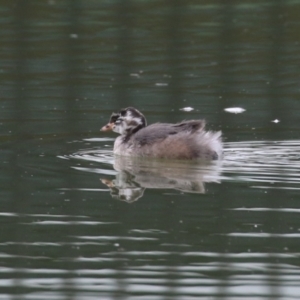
[{"xmin": 1, "ymin": 0, "xmax": 300, "ymax": 299}]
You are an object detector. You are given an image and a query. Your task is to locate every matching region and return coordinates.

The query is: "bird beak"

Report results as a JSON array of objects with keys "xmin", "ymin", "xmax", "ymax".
[
  {"xmin": 100, "ymin": 178, "xmax": 115, "ymax": 188},
  {"xmin": 100, "ymin": 122, "xmax": 114, "ymax": 132}
]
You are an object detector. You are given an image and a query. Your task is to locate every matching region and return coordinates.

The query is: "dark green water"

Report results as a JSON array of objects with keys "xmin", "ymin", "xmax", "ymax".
[{"xmin": 1, "ymin": 1, "xmax": 300, "ymax": 299}]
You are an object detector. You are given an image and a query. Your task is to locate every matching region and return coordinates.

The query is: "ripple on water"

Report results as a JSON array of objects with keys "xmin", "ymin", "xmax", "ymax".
[
  {"xmin": 61, "ymin": 139, "xmax": 300, "ymax": 194},
  {"xmin": 64, "ymin": 148, "xmax": 115, "ymax": 165},
  {"xmin": 223, "ymin": 140, "xmax": 300, "ymax": 190}
]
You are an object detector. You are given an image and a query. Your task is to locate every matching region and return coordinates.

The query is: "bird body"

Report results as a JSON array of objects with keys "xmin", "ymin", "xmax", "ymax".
[{"xmin": 101, "ymin": 107, "xmax": 222, "ymax": 161}]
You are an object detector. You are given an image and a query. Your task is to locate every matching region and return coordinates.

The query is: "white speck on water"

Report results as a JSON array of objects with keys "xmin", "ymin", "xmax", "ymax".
[
  {"xmin": 155, "ymin": 83, "xmax": 168, "ymax": 86},
  {"xmin": 224, "ymin": 107, "xmax": 246, "ymax": 114},
  {"xmin": 130, "ymin": 73, "xmax": 140, "ymax": 78},
  {"xmin": 271, "ymin": 119, "xmax": 280, "ymax": 123},
  {"xmin": 70, "ymin": 33, "xmax": 78, "ymax": 39},
  {"xmin": 180, "ymin": 107, "xmax": 194, "ymax": 112}
]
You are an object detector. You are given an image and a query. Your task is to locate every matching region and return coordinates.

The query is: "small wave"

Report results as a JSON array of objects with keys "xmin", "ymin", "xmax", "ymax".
[
  {"xmin": 222, "ymin": 140, "xmax": 300, "ymax": 189},
  {"xmin": 64, "ymin": 148, "xmax": 114, "ymax": 165},
  {"xmin": 62, "ymin": 139, "xmax": 300, "ymax": 193}
]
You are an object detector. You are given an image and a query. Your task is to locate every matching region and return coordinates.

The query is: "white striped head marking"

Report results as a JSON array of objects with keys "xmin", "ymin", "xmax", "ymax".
[{"xmin": 110, "ymin": 107, "xmax": 147, "ymax": 135}]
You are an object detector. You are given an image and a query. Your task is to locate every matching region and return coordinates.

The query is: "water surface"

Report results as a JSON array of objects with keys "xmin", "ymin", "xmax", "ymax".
[{"xmin": 1, "ymin": 0, "xmax": 300, "ymax": 299}]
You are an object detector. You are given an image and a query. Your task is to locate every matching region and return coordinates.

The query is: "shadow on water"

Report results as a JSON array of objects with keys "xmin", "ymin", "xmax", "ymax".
[{"xmin": 62, "ymin": 138, "xmax": 300, "ymax": 201}]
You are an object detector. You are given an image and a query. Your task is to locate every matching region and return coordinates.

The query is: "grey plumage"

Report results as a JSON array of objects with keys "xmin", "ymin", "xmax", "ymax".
[
  {"xmin": 101, "ymin": 107, "xmax": 222, "ymax": 161},
  {"xmin": 133, "ymin": 120, "xmax": 205, "ymax": 145}
]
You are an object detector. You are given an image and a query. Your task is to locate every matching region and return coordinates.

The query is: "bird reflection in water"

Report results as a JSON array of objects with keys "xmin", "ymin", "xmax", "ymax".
[{"xmin": 101, "ymin": 156, "xmax": 221, "ymax": 203}]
